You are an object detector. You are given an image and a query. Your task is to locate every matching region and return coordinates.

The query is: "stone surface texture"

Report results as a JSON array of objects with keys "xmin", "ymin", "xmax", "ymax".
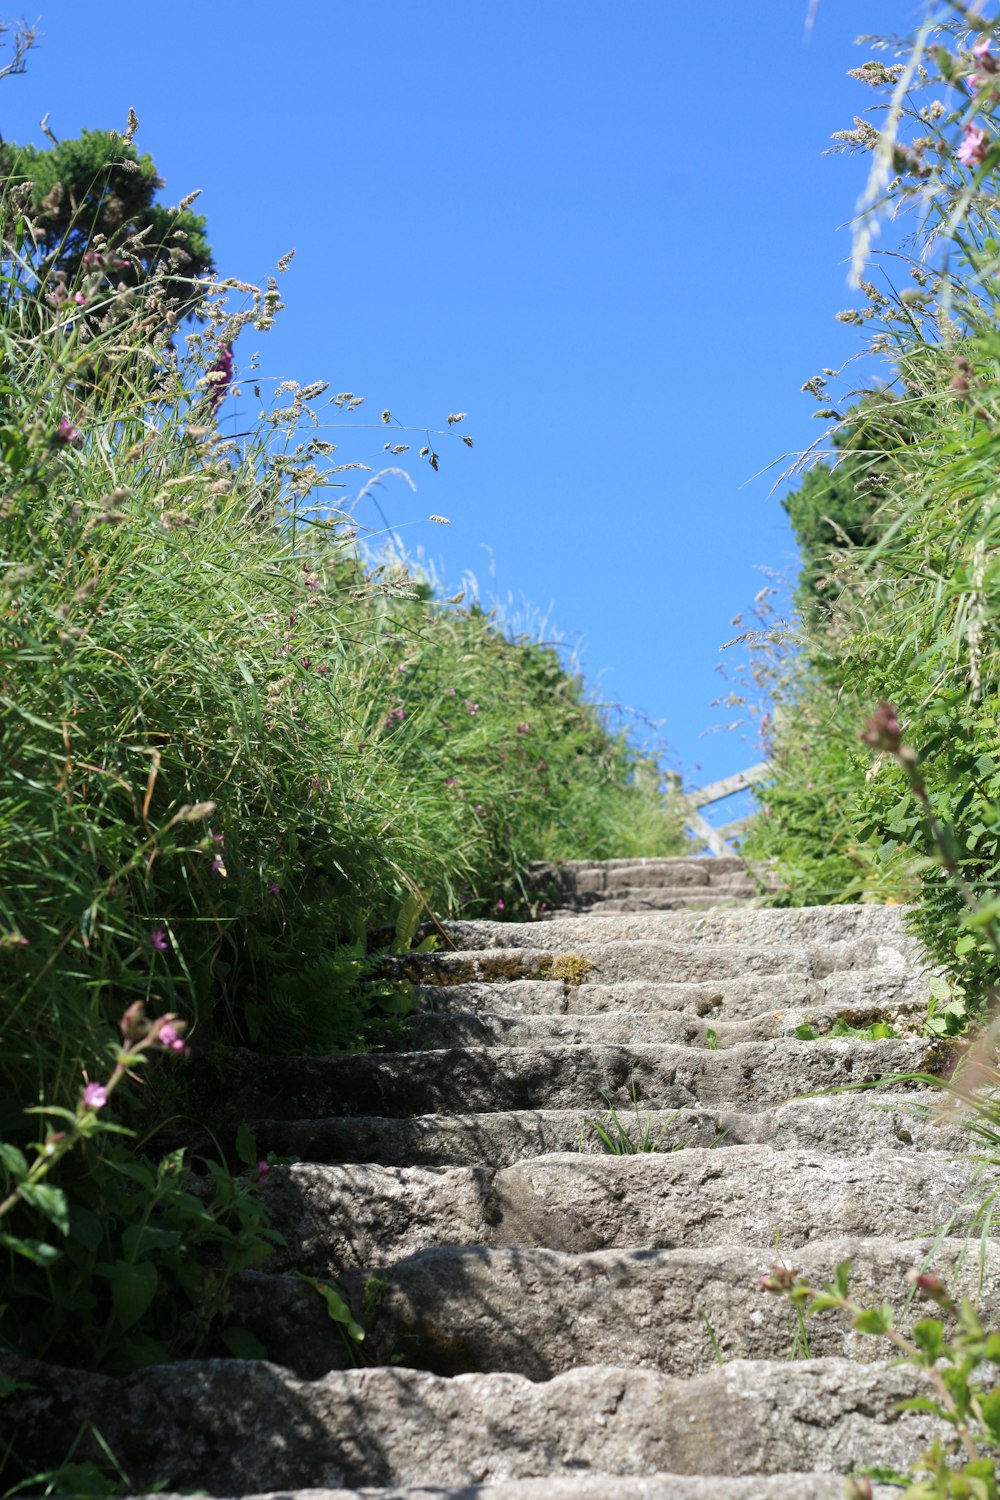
[{"xmin": 3, "ymin": 855, "xmax": 988, "ymax": 1500}]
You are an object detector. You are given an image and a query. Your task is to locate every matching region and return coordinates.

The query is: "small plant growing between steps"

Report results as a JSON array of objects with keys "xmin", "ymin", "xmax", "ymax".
[{"xmin": 760, "ymin": 1258, "xmax": 1000, "ymax": 1497}]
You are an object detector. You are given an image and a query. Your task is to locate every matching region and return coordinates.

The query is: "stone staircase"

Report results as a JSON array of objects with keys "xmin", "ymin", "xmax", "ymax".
[
  {"xmin": 5, "ymin": 857, "xmax": 990, "ymax": 1499},
  {"xmin": 525, "ymin": 853, "xmax": 772, "ymax": 912}
]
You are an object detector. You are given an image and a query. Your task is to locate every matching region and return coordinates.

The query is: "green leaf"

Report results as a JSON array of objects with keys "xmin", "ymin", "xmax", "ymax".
[
  {"xmin": 0, "ymin": 1143, "xmax": 28, "ymax": 1179},
  {"xmin": 852, "ymin": 1304, "xmax": 893, "ymax": 1336},
  {"xmin": 913, "ymin": 1318, "xmax": 945, "ymax": 1362},
  {"xmin": 220, "ymin": 1326, "xmax": 269, "ymax": 1360},
  {"xmin": 121, "ymin": 1223, "xmax": 183, "ymax": 1258},
  {"xmin": 234, "ymin": 1122, "xmax": 257, "ymax": 1168},
  {"xmin": 834, "ymin": 1259, "xmax": 852, "ymax": 1298},
  {"xmin": 929, "ymin": 976, "xmax": 952, "ymax": 1001},
  {"xmin": 19, "ymin": 1183, "xmax": 69, "ymax": 1235},
  {"xmin": 296, "ymin": 1272, "xmax": 365, "ymax": 1341},
  {"xmin": 111, "ymin": 1259, "xmax": 158, "ymax": 1330},
  {"xmin": 393, "ymin": 891, "xmax": 422, "ymax": 953},
  {"xmin": 956, "ymin": 933, "xmax": 977, "ymax": 957},
  {"xmin": 0, "ymin": 1232, "xmax": 62, "ymax": 1267},
  {"xmin": 979, "ymin": 1387, "xmax": 1000, "ymax": 1443},
  {"xmin": 67, "ymin": 1205, "xmax": 104, "ymax": 1252}
]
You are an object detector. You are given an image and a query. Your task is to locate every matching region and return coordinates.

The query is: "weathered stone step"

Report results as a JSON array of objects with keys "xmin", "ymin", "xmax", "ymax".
[
  {"xmin": 2, "ymin": 1353, "xmax": 942, "ymax": 1495},
  {"xmin": 234, "ymin": 1236, "xmax": 1000, "ymax": 1381},
  {"xmin": 414, "ymin": 970, "xmax": 926, "ymax": 1019},
  {"xmin": 234, "ymin": 1037, "xmax": 948, "ymax": 1120},
  {"xmin": 533, "ymin": 854, "xmax": 752, "ymax": 877},
  {"xmin": 399, "ymin": 995, "xmax": 926, "ymax": 1049},
  {"xmin": 389, "ymin": 937, "xmax": 915, "ymax": 988},
  {"xmin": 446, "ymin": 904, "xmax": 924, "ymax": 957},
  {"xmin": 557, "ymin": 890, "xmax": 756, "ymax": 913},
  {"xmin": 256, "ymin": 1089, "xmax": 964, "ymax": 1167},
  {"xmin": 151, "ymin": 1478, "xmax": 895, "ymax": 1500},
  {"xmin": 261, "ymin": 1148, "xmax": 984, "ymax": 1271}
]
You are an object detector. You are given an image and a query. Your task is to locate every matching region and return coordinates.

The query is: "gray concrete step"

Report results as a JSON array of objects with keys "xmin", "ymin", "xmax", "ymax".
[
  {"xmin": 256, "ymin": 1088, "xmax": 966, "ymax": 1167},
  {"xmin": 3, "ymin": 1352, "xmax": 943, "ymax": 1495},
  {"xmin": 259, "ymin": 1147, "xmax": 986, "ymax": 1272}
]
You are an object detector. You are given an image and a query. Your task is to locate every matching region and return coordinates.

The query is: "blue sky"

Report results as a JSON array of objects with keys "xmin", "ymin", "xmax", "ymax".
[{"xmin": 4, "ymin": 0, "xmax": 926, "ymax": 790}]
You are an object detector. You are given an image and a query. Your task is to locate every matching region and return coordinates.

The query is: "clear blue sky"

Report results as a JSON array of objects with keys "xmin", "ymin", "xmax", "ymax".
[{"xmin": 4, "ymin": 0, "xmax": 926, "ymax": 788}]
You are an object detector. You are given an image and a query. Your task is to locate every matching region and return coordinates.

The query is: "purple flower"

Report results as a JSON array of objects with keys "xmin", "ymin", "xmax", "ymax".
[
  {"xmin": 53, "ymin": 417, "xmax": 81, "ymax": 447},
  {"xmin": 465, "ymin": 700, "xmax": 479, "ymax": 715},
  {"xmin": 211, "ymin": 854, "xmax": 227, "ymax": 876},
  {"xmin": 205, "ymin": 343, "xmax": 234, "ymax": 412},
  {"xmin": 83, "ymin": 1082, "xmax": 108, "ymax": 1110},
  {"xmin": 495, "ymin": 899, "xmax": 505, "ymax": 911},
  {"xmin": 516, "ymin": 722, "xmax": 530, "ymax": 735},
  {"xmin": 256, "ymin": 1160, "xmax": 271, "ymax": 1181},
  {"xmin": 445, "ymin": 776, "xmax": 457, "ymax": 786},
  {"xmin": 269, "ymin": 882, "xmax": 282, "ymax": 896},
  {"xmin": 447, "ymin": 688, "xmax": 456, "ymax": 696},
  {"xmin": 474, "ymin": 804, "xmax": 484, "ymax": 815},
  {"xmin": 150, "ymin": 927, "xmax": 169, "ymax": 952}
]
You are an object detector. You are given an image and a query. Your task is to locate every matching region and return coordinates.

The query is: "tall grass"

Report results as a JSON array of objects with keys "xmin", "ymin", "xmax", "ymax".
[{"xmin": 743, "ymin": 2, "xmax": 1000, "ymax": 1030}]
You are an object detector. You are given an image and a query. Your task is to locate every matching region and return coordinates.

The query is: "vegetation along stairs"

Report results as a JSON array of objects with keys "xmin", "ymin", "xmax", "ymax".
[{"xmin": 8, "ymin": 856, "xmax": 990, "ymax": 1498}]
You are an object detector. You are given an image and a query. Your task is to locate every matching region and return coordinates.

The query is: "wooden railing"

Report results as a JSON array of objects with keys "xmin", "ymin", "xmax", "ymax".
[{"xmin": 668, "ymin": 762, "xmax": 771, "ymax": 857}]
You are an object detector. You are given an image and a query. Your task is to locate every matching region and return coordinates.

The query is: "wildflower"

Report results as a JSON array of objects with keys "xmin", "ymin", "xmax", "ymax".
[
  {"xmin": 398, "ymin": 663, "xmax": 407, "ymax": 673},
  {"xmin": 269, "ymin": 882, "xmax": 282, "ymax": 896},
  {"xmin": 120, "ymin": 1000, "xmax": 149, "ymax": 1041},
  {"xmin": 52, "ymin": 417, "xmax": 81, "ymax": 447},
  {"xmin": 205, "ymin": 343, "xmax": 235, "ymax": 412},
  {"xmin": 957, "ymin": 122, "xmax": 989, "ymax": 166},
  {"xmin": 211, "ymin": 854, "xmax": 227, "ymax": 876},
  {"xmin": 465, "ymin": 699, "xmax": 479, "ymax": 715},
  {"xmin": 83, "ymin": 1082, "xmax": 108, "ymax": 1110},
  {"xmin": 907, "ymin": 1269, "xmax": 955, "ymax": 1310},
  {"xmin": 256, "ymin": 1160, "xmax": 271, "ymax": 1182},
  {"xmin": 158, "ymin": 1022, "xmax": 188, "ymax": 1054},
  {"xmin": 447, "ymin": 688, "xmax": 456, "ymax": 696},
  {"xmin": 0, "ymin": 931, "xmax": 29, "ymax": 949},
  {"xmin": 758, "ymin": 1263, "xmax": 798, "ymax": 1294},
  {"xmin": 150, "ymin": 927, "xmax": 169, "ymax": 952},
  {"xmin": 495, "ymin": 899, "xmax": 505, "ymax": 911},
  {"xmin": 860, "ymin": 701, "xmax": 902, "ymax": 753},
  {"xmin": 71, "ymin": 290, "xmax": 87, "ymax": 306},
  {"xmin": 516, "ymin": 722, "xmax": 530, "ymax": 735},
  {"xmin": 474, "ymin": 804, "xmax": 484, "ymax": 814},
  {"xmin": 445, "ymin": 776, "xmax": 457, "ymax": 786}
]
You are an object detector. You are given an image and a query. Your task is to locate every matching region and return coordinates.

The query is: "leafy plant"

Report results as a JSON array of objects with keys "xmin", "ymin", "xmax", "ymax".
[{"xmin": 760, "ymin": 1259, "xmax": 1000, "ymax": 1497}]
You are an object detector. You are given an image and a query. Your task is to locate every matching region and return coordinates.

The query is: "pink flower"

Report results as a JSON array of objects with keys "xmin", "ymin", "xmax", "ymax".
[
  {"xmin": 211, "ymin": 854, "xmax": 227, "ymax": 876},
  {"xmin": 158, "ymin": 1022, "xmax": 187, "ymax": 1053},
  {"xmin": 516, "ymin": 722, "xmax": 530, "ymax": 735},
  {"xmin": 474, "ymin": 804, "xmax": 484, "ymax": 814},
  {"xmin": 256, "ymin": 1160, "xmax": 271, "ymax": 1181},
  {"xmin": 83, "ymin": 1082, "xmax": 108, "ymax": 1110},
  {"xmin": 447, "ymin": 688, "xmax": 456, "ymax": 696},
  {"xmin": 495, "ymin": 899, "xmax": 505, "ymax": 911},
  {"xmin": 398, "ymin": 663, "xmax": 407, "ymax": 673},
  {"xmin": 445, "ymin": 776, "xmax": 457, "ymax": 786},
  {"xmin": 958, "ymin": 122, "xmax": 990, "ymax": 166},
  {"xmin": 72, "ymin": 291, "xmax": 87, "ymax": 306},
  {"xmin": 465, "ymin": 700, "xmax": 479, "ymax": 715},
  {"xmin": 150, "ymin": 927, "xmax": 169, "ymax": 952}
]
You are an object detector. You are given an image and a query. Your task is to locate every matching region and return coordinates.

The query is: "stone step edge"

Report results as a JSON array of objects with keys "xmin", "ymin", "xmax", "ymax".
[
  {"xmin": 145, "ymin": 1477, "xmax": 891, "ymax": 1500},
  {"xmin": 1, "ymin": 1351, "xmax": 942, "ymax": 1496}
]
